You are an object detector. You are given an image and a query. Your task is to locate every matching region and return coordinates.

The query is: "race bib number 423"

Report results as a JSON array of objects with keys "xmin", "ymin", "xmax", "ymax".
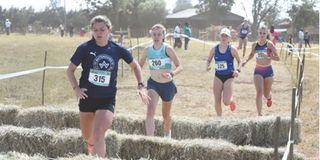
[{"xmin": 88, "ymin": 69, "xmax": 111, "ymax": 87}]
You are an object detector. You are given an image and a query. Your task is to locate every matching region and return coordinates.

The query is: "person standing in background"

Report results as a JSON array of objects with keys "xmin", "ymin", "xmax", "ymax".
[
  {"xmin": 304, "ymin": 31, "xmax": 311, "ymax": 48},
  {"xmin": 173, "ymin": 23, "xmax": 181, "ymax": 48},
  {"xmin": 59, "ymin": 24, "xmax": 65, "ymax": 37},
  {"xmin": 298, "ymin": 28, "xmax": 304, "ymax": 53},
  {"xmin": 183, "ymin": 23, "xmax": 192, "ymax": 50},
  {"xmin": 269, "ymin": 26, "xmax": 278, "ymax": 46},
  {"xmin": 5, "ymin": 19, "xmax": 11, "ymax": 35}
]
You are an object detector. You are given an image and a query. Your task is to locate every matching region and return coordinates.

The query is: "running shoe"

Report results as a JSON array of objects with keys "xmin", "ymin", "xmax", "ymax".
[
  {"xmin": 87, "ymin": 144, "xmax": 94, "ymax": 155},
  {"xmin": 229, "ymin": 97, "xmax": 236, "ymax": 111},
  {"xmin": 267, "ymin": 98, "xmax": 272, "ymax": 107}
]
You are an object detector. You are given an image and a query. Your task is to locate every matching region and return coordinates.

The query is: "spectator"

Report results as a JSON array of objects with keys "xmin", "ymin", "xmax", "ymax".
[
  {"xmin": 59, "ymin": 24, "xmax": 64, "ymax": 37},
  {"xmin": 5, "ymin": 19, "xmax": 11, "ymax": 35},
  {"xmin": 183, "ymin": 23, "xmax": 192, "ymax": 50},
  {"xmin": 304, "ymin": 31, "xmax": 311, "ymax": 48}
]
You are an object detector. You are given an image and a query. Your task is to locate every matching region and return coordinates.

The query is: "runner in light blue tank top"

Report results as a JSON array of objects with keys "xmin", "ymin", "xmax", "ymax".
[
  {"xmin": 147, "ymin": 43, "xmax": 172, "ymax": 71},
  {"xmin": 139, "ymin": 24, "xmax": 183, "ymax": 139}
]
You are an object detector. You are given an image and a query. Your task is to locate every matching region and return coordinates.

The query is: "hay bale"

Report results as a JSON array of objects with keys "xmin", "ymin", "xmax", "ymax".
[
  {"xmin": 0, "ymin": 125, "xmax": 53, "ymax": 155},
  {"xmin": 203, "ymin": 118, "xmax": 252, "ymax": 145},
  {"xmin": 248, "ymin": 116, "xmax": 301, "ymax": 147},
  {"xmin": 15, "ymin": 107, "xmax": 79, "ymax": 129},
  {"xmin": 48, "ymin": 128, "xmax": 86, "ymax": 158},
  {"xmin": 0, "ymin": 151, "xmax": 46, "ymax": 160},
  {"xmin": 106, "ymin": 130, "xmax": 123, "ymax": 158},
  {"xmin": 112, "ymin": 114, "xmax": 145, "ymax": 135},
  {"xmin": 0, "ymin": 104, "xmax": 19, "ymax": 125},
  {"xmin": 171, "ymin": 117, "xmax": 205, "ymax": 139},
  {"xmin": 235, "ymin": 146, "xmax": 274, "ymax": 160},
  {"xmin": 117, "ymin": 134, "xmax": 173, "ymax": 160},
  {"xmin": 174, "ymin": 139, "xmax": 236, "ymax": 160}
]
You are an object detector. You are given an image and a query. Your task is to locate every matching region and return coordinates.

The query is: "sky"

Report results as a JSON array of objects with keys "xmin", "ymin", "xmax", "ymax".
[{"xmin": 0, "ymin": 0, "xmax": 298, "ymax": 22}]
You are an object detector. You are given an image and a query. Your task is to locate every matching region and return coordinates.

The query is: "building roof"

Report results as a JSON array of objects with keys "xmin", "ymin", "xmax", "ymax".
[{"xmin": 166, "ymin": 8, "xmax": 198, "ymax": 19}]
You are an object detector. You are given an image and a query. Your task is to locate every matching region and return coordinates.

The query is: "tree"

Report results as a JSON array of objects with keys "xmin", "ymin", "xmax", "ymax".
[
  {"xmin": 138, "ymin": 0, "xmax": 167, "ymax": 29},
  {"xmin": 173, "ymin": 0, "xmax": 193, "ymax": 13},
  {"xmin": 195, "ymin": 0, "xmax": 235, "ymax": 22},
  {"xmin": 287, "ymin": 0, "xmax": 319, "ymax": 32},
  {"xmin": 251, "ymin": 0, "xmax": 280, "ymax": 38},
  {"xmin": 263, "ymin": 7, "xmax": 281, "ymax": 28}
]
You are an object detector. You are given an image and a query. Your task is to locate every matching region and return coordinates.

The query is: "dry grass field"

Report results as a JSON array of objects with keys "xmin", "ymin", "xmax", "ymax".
[{"xmin": 0, "ymin": 34, "xmax": 318, "ymax": 159}]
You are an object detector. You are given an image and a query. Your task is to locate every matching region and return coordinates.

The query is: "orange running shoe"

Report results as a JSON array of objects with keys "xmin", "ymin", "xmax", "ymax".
[
  {"xmin": 229, "ymin": 97, "xmax": 236, "ymax": 111},
  {"xmin": 87, "ymin": 144, "xmax": 94, "ymax": 155},
  {"xmin": 267, "ymin": 98, "xmax": 272, "ymax": 107}
]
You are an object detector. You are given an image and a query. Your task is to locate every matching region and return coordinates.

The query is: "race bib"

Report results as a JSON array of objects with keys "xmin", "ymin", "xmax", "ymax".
[
  {"xmin": 241, "ymin": 30, "xmax": 248, "ymax": 34},
  {"xmin": 148, "ymin": 58, "xmax": 171, "ymax": 70},
  {"xmin": 215, "ymin": 61, "xmax": 227, "ymax": 70},
  {"xmin": 88, "ymin": 69, "xmax": 111, "ymax": 87},
  {"xmin": 256, "ymin": 51, "xmax": 266, "ymax": 60}
]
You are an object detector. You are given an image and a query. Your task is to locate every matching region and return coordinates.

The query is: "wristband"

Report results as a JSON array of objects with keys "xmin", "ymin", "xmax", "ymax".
[
  {"xmin": 138, "ymin": 82, "xmax": 145, "ymax": 89},
  {"xmin": 170, "ymin": 72, "xmax": 174, "ymax": 77}
]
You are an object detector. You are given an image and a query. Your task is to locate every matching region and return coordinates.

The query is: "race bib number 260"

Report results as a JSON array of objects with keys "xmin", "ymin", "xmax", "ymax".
[{"xmin": 88, "ymin": 69, "xmax": 111, "ymax": 87}]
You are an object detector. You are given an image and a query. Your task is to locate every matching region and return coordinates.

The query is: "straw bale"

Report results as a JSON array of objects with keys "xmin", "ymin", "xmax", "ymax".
[
  {"xmin": 171, "ymin": 117, "xmax": 205, "ymax": 139},
  {"xmin": 174, "ymin": 138, "xmax": 236, "ymax": 160},
  {"xmin": 247, "ymin": 116, "xmax": 301, "ymax": 147},
  {"xmin": 105, "ymin": 130, "xmax": 123, "ymax": 158},
  {"xmin": 117, "ymin": 134, "xmax": 174, "ymax": 160},
  {"xmin": 0, "ymin": 125, "xmax": 53, "ymax": 155},
  {"xmin": 112, "ymin": 114, "xmax": 145, "ymax": 135},
  {"xmin": 0, "ymin": 104, "xmax": 19, "ymax": 125},
  {"xmin": 0, "ymin": 151, "xmax": 46, "ymax": 160},
  {"xmin": 203, "ymin": 118, "xmax": 252, "ymax": 145},
  {"xmin": 48, "ymin": 128, "xmax": 86, "ymax": 158},
  {"xmin": 15, "ymin": 107, "xmax": 79, "ymax": 129}
]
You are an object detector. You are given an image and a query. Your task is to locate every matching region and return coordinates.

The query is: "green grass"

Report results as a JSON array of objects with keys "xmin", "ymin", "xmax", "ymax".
[{"xmin": 0, "ymin": 34, "xmax": 319, "ymax": 159}]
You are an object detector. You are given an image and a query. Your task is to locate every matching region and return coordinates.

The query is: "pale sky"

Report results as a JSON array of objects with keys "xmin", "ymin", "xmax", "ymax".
[{"xmin": 0, "ymin": 0, "xmax": 267, "ymax": 22}]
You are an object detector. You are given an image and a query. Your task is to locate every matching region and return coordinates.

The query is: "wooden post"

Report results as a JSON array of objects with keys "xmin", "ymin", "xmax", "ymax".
[
  {"xmin": 289, "ymin": 87, "xmax": 297, "ymax": 160},
  {"xmin": 273, "ymin": 116, "xmax": 281, "ymax": 160},
  {"xmin": 279, "ymin": 43, "xmax": 283, "ymax": 57},
  {"xmin": 41, "ymin": 51, "xmax": 47, "ymax": 105},
  {"xmin": 296, "ymin": 58, "xmax": 300, "ymax": 81},
  {"xmin": 137, "ymin": 37, "xmax": 140, "ymax": 61}
]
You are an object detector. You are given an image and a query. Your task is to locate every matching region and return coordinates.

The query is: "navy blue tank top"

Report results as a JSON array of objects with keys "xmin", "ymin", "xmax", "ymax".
[{"xmin": 214, "ymin": 45, "xmax": 234, "ymax": 75}]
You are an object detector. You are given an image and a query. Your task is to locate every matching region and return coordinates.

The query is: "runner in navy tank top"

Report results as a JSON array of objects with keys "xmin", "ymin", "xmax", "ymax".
[
  {"xmin": 242, "ymin": 26, "xmax": 280, "ymax": 116},
  {"xmin": 237, "ymin": 19, "xmax": 251, "ymax": 57},
  {"xmin": 67, "ymin": 15, "xmax": 149, "ymax": 157},
  {"xmin": 206, "ymin": 28, "xmax": 241, "ymax": 117}
]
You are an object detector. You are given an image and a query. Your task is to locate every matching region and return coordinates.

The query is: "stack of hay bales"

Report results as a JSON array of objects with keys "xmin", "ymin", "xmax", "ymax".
[
  {"xmin": 0, "ymin": 125, "xmax": 304, "ymax": 160},
  {"xmin": 0, "ymin": 107, "xmax": 304, "ymax": 159},
  {"xmin": 1, "ymin": 107, "xmax": 301, "ymax": 147}
]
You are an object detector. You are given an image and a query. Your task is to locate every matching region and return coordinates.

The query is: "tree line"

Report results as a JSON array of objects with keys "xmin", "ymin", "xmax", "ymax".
[{"xmin": 0, "ymin": 0, "xmax": 318, "ymax": 38}]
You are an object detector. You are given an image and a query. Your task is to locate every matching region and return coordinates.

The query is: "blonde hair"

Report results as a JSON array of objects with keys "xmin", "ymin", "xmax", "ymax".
[
  {"xmin": 90, "ymin": 15, "xmax": 112, "ymax": 29},
  {"xmin": 150, "ymin": 24, "xmax": 166, "ymax": 36}
]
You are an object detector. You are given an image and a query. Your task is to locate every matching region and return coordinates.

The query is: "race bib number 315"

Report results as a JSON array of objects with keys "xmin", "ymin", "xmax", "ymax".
[{"xmin": 88, "ymin": 69, "xmax": 111, "ymax": 87}]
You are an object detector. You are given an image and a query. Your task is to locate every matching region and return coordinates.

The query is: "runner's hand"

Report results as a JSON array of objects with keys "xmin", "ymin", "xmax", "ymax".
[
  {"xmin": 74, "ymin": 87, "xmax": 88, "ymax": 99},
  {"xmin": 137, "ymin": 88, "xmax": 150, "ymax": 105}
]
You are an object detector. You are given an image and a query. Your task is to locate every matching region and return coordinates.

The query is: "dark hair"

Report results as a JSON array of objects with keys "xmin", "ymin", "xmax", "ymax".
[{"xmin": 270, "ymin": 26, "xmax": 274, "ymax": 33}]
